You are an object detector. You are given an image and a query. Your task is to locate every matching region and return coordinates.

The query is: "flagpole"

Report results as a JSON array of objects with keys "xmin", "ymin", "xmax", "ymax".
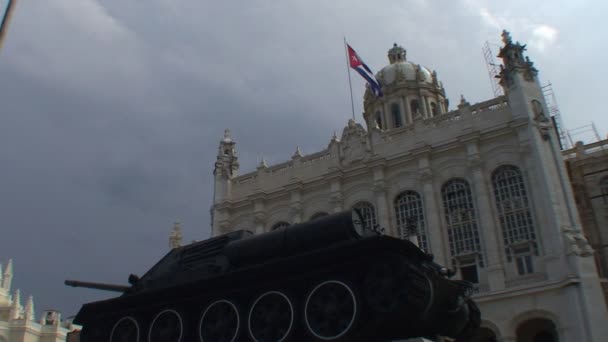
[
  {"xmin": 0, "ymin": 0, "xmax": 18, "ymax": 53},
  {"xmin": 343, "ymin": 37, "xmax": 356, "ymax": 122}
]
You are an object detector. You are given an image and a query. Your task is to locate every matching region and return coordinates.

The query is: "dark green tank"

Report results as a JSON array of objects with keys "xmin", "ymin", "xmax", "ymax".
[{"xmin": 69, "ymin": 209, "xmax": 480, "ymax": 342}]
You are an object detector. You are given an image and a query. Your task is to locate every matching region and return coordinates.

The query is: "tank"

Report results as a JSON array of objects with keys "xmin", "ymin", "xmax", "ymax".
[{"xmin": 69, "ymin": 209, "xmax": 480, "ymax": 342}]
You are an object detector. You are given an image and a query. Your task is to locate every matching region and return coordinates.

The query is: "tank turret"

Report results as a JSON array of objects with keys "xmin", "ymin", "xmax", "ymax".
[{"xmin": 69, "ymin": 210, "xmax": 480, "ymax": 342}]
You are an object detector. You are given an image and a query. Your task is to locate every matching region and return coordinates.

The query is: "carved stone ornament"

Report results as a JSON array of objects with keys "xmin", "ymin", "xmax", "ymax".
[
  {"xmin": 253, "ymin": 212, "xmax": 267, "ymax": 225},
  {"xmin": 218, "ymin": 220, "xmax": 231, "ymax": 234},
  {"xmin": 523, "ymin": 56, "xmax": 539, "ymax": 81},
  {"xmin": 418, "ymin": 168, "xmax": 433, "ymax": 182},
  {"xmin": 340, "ymin": 119, "xmax": 371, "ymax": 166},
  {"xmin": 289, "ymin": 202, "xmax": 302, "ymax": 217},
  {"xmin": 329, "ymin": 192, "xmax": 343, "ymax": 205},
  {"xmin": 372, "ymin": 180, "xmax": 386, "ymax": 192},
  {"xmin": 531, "ymin": 100, "xmax": 552, "ymax": 140},
  {"xmin": 562, "ymin": 225, "xmax": 594, "ymax": 257}
]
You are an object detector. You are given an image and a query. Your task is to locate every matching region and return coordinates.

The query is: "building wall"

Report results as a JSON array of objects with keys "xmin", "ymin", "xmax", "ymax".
[
  {"xmin": 211, "ymin": 33, "xmax": 608, "ymax": 341},
  {"xmin": 564, "ymin": 140, "xmax": 608, "ymax": 304},
  {"xmin": 0, "ymin": 260, "xmax": 79, "ymax": 342}
]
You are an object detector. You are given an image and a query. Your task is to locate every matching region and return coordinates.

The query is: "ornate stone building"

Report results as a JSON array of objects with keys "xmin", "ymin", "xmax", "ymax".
[
  {"xmin": 0, "ymin": 259, "xmax": 80, "ymax": 342},
  {"xmin": 211, "ymin": 31, "xmax": 608, "ymax": 341},
  {"xmin": 563, "ymin": 140, "xmax": 608, "ymax": 303}
]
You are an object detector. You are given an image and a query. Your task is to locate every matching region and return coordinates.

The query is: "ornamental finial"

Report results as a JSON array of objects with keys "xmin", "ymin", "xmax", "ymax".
[
  {"xmin": 501, "ymin": 30, "xmax": 512, "ymax": 45},
  {"xmin": 222, "ymin": 129, "xmax": 232, "ymax": 143},
  {"xmin": 169, "ymin": 222, "xmax": 183, "ymax": 249}
]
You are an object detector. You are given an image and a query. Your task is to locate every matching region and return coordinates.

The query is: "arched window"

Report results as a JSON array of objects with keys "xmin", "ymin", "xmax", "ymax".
[
  {"xmin": 410, "ymin": 99, "xmax": 420, "ymax": 115},
  {"xmin": 271, "ymin": 221, "xmax": 290, "ymax": 231},
  {"xmin": 352, "ymin": 201, "xmax": 377, "ymax": 231},
  {"xmin": 391, "ymin": 103, "xmax": 402, "ymax": 128},
  {"xmin": 442, "ymin": 179, "xmax": 483, "ymax": 283},
  {"xmin": 492, "ymin": 165, "xmax": 537, "ymax": 274},
  {"xmin": 375, "ymin": 111, "xmax": 383, "ymax": 129},
  {"xmin": 601, "ymin": 176, "xmax": 608, "ymax": 204},
  {"xmin": 310, "ymin": 212, "xmax": 329, "ymax": 220},
  {"xmin": 516, "ymin": 318, "xmax": 558, "ymax": 342},
  {"xmin": 430, "ymin": 102, "xmax": 439, "ymax": 117},
  {"xmin": 394, "ymin": 191, "xmax": 428, "ymax": 251}
]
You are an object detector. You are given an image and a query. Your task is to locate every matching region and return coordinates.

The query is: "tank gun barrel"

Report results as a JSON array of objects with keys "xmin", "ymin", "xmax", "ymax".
[{"xmin": 64, "ymin": 280, "xmax": 130, "ymax": 293}]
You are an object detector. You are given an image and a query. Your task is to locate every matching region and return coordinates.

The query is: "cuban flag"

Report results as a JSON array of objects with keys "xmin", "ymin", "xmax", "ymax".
[{"xmin": 347, "ymin": 44, "xmax": 383, "ymax": 97}]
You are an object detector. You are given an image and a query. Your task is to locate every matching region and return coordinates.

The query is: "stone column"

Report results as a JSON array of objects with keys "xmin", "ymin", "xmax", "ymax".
[
  {"xmin": 466, "ymin": 141, "xmax": 505, "ymax": 291},
  {"xmin": 419, "ymin": 94, "xmax": 428, "ymax": 118},
  {"xmin": 423, "ymin": 95, "xmax": 431, "ymax": 119},
  {"xmin": 403, "ymin": 96, "xmax": 413, "ymax": 124},
  {"xmin": 398, "ymin": 98, "xmax": 406, "ymax": 126},
  {"xmin": 372, "ymin": 166, "xmax": 393, "ymax": 236},
  {"xmin": 383, "ymin": 101, "xmax": 390, "ymax": 127},
  {"xmin": 418, "ymin": 163, "xmax": 448, "ymax": 266},
  {"xmin": 327, "ymin": 172, "xmax": 343, "ymax": 213},
  {"xmin": 289, "ymin": 186, "xmax": 303, "ymax": 224},
  {"xmin": 253, "ymin": 212, "xmax": 267, "ymax": 234},
  {"xmin": 253, "ymin": 198, "xmax": 266, "ymax": 234}
]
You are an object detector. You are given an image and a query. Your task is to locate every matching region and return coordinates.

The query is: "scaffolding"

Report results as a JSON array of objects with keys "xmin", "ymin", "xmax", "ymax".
[
  {"xmin": 541, "ymin": 82, "xmax": 572, "ymax": 150},
  {"xmin": 482, "ymin": 41, "xmax": 503, "ymax": 98},
  {"xmin": 566, "ymin": 123, "xmax": 602, "ymax": 147}
]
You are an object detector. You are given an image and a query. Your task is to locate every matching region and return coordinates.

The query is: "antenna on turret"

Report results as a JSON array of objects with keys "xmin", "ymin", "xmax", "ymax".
[{"xmin": 483, "ymin": 41, "xmax": 503, "ymax": 98}]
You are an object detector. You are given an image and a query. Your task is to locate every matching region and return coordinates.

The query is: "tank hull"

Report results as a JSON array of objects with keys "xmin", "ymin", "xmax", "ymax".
[{"xmin": 75, "ymin": 236, "xmax": 479, "ymax": 342}]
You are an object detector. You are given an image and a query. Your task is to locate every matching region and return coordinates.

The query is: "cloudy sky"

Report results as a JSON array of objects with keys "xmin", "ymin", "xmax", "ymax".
[{"xmin": 1, "ymin": 0, "xmax": 606, "ymax": 317}]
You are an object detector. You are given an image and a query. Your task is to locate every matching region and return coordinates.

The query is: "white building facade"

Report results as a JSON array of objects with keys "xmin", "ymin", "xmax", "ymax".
[
  {"xmin": 0, "ymin": 259, "xmax": 80, "ymax": 342},
  {"xmin": 211, "ymin": 31, "xmax": 608, "ymax": 341}
]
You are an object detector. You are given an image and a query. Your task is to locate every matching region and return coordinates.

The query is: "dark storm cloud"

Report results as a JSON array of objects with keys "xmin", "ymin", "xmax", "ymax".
[{"xmin": 0, "ymin": 0, "xmax": 605, "ymax": 316}]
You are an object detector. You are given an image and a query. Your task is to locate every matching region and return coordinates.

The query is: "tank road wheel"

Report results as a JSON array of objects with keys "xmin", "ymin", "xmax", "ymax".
[
  {"xmin": 248, "ymin": 291, "xmax": 294, "ymax": 342},
  {"xmin": 304, "ymin": 280, "xmax": 358, "ymax": 341},
  {"xmin": 110, "ymin": 317, "xmax": 140, "ymax": 342},
  {"xmin": 199, "ymin": 299, "xmax": 240, "ymax": 342},
  {"xmin": 148, "ymin": 309, "xmax": 183, "ymax": 342}
]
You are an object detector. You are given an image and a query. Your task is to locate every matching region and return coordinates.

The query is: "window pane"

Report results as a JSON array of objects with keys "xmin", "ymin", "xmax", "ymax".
[
  {"xmin": 442, "ymin": 179, "xmax": 484, "ymax": 266},
  {"xmin": 461, "ymin": 264, "xmax": 479, "ymax": 283},
  {"xmin": 352, "ymin": 202, "xmax": 377, "ymax": 231},
  {"xmin": 394, "ymin": 191, "xmax": 429, "ymax": 251},
  {"xmin": 492, "ymin": 165, "xmax": 537, "ymax": 258},
  {"xmin": 601, "ymin": 176, "xmax": 608, "ymax": 204},
  {"xmin": 516, "ymin": 257, "xmax": 525, "ymax": 275},
  {"xmin": 525, "ymin": 255, "xmax": 534, "ymax": 273},
  {"xmin": 391, "ymin": 103, "xmax": 402, "ymax": 128}
]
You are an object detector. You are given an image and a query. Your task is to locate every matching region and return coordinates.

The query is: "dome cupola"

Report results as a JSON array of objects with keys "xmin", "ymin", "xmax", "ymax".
[
  {"xmin": 362, "ymin": 43, "xmax": 449, "ymax": 132},
  {"xmin": 388, "ymin": 43, "xmax": 406, "ymax": 64}
]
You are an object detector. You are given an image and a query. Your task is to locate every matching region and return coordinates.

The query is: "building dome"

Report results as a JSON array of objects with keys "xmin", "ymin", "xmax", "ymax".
[
  {"xmin": 375, "ymin": 43, "xmax": 437, "ymax": 87},
  {"xmin": 377, "ymin": 61, "xmax": 434, "ymax": 85},
  {"xmin": 363, "ymin": 43, "xmax": 448, "ymax": 131}
]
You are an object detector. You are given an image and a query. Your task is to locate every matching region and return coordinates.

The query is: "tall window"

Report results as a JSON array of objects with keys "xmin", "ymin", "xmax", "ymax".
[
  {"xmin": 352, "ymin": 201, "xmax": 377, "ymax": 231},
  {"xmin": 442, "ymin": 179, "xmax": 484, "ymax": 274},
  {"xmin": 601, "ymin": 176, "xmax": 608, "ymax": 204},
  {"xmin": 492, "ymin": 165, "xmax": 537, "ymax": 273},
  {"xmin": 410, "ymin": 99, "xmax": 420, "ymax": 115},
  {"xmin": 394, "ymin": 191, "xmax": 428, "ymax": 252},
  {"xmin": 391, "ymin": 103, "xmax": 402, "ymax": 128},
  {"xmin": 375, "ymin": 111, "xmax": 383, "ymax": 129},
  {"xmin": 271, "ymin": 221, "xmax": 290, "ymax": 231}
]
